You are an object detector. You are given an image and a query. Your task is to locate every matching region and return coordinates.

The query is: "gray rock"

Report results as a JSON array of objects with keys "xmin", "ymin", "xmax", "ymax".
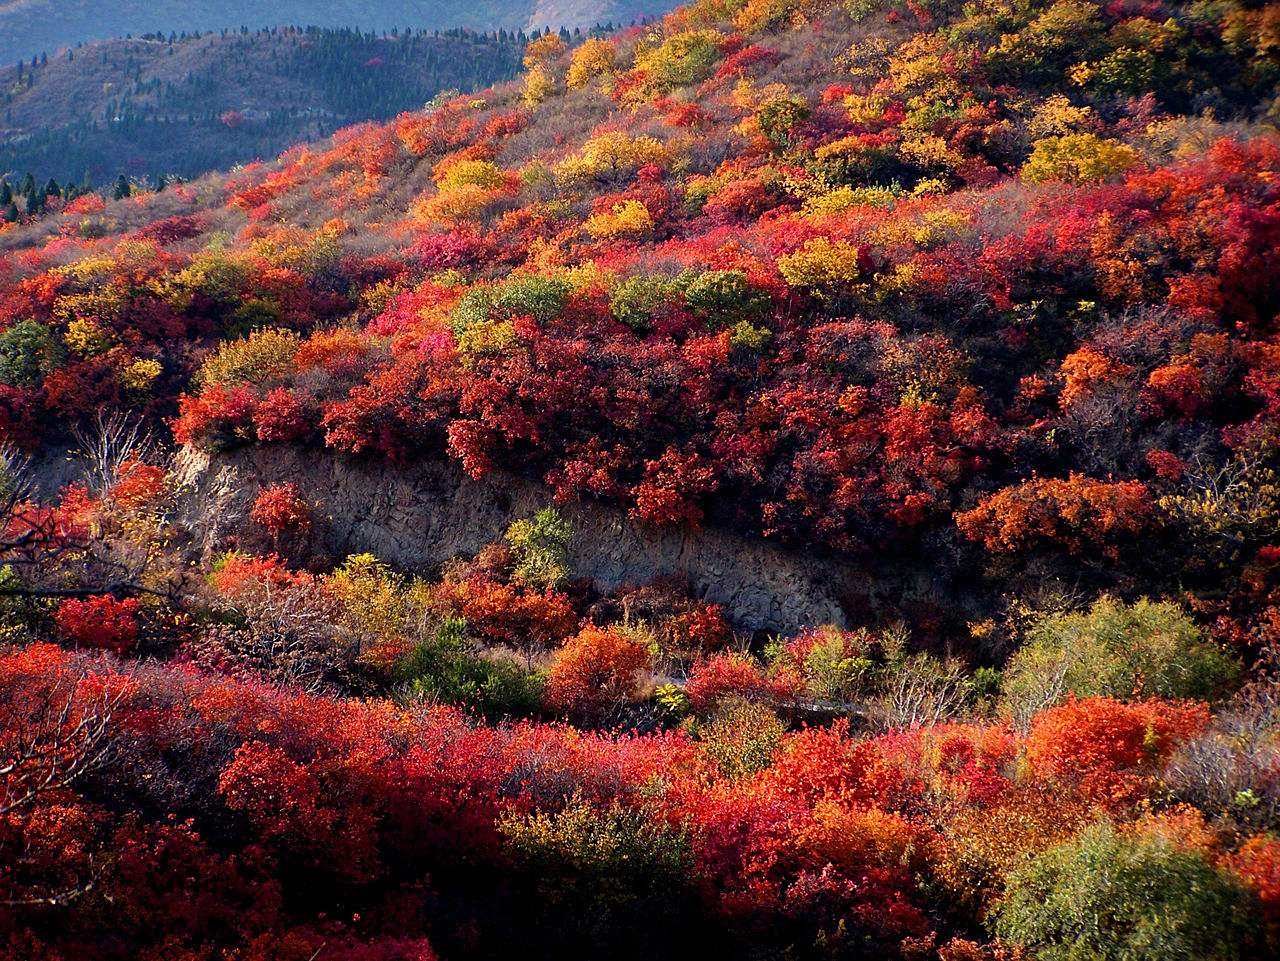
[{"xmin": 174, "ymin": 445, "xmax": 916, "ymax": 634}]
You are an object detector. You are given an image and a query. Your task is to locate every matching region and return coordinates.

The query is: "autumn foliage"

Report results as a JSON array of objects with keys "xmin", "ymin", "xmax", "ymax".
[{"xmin": 0, "ymin": 0, "xmax": 1279, "ymax": 958}]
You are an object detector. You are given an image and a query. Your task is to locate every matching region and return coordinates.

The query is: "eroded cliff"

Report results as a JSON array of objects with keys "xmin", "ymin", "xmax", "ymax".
[{"xmin": 174, "ymin": 445, "xmax": 958, "ymax": 633}]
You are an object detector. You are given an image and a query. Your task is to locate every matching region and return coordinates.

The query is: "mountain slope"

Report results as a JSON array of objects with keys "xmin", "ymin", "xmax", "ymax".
[
  {"xmin": 0, "ymin": 26, "xmax": 526, "ymax": 184},
  {"xmin": 0, "ymin": 3, "xmax": 1278, "ymax": 960},
  {"xmin": 0, "ymin": 0, "xmax": 679, "ymax": 63}
]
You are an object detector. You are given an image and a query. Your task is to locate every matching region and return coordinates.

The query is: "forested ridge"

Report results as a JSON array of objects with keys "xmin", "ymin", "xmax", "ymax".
[{"xmin": 0, "ymin": 26, "xmax": 532, "ymax": 186}]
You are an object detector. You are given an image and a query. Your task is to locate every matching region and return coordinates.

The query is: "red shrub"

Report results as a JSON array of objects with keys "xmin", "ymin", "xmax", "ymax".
[
  {"xmin": 249, "ymin": 483, "xmax": 313, "ymax": 539},
  {"xmin": 684, "ymin": 653, "xmax": 801, "ymax": 714},
  {"xmin": 253, "ymin": 388, "xmax": 313, "ymax": 443},
  {"xmin": 544, "ymin": 626, "xmax": 653, "ymax": 718},
  {"xmin": 956, "ymin": 475, "xmax": 1153, "ymax": 558},
  {"xmin": 108, "ymin": 459, "xmax": 167, "ymax": 509},
  {"xmin": 1024, "ymin": 696, "xmax": 1210, "ymax": 808},
  {"xmin": 55, "ymin": 595, "xmax": 141, "ymax": 654}
]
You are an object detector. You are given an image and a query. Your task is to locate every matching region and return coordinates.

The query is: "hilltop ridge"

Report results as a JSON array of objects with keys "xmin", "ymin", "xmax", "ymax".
[{"xmin": 0, "ymin": 0, "xmax": 680, "ymax": 63}]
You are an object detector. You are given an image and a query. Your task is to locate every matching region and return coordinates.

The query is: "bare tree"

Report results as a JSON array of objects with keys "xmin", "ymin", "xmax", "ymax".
[
  {"xmin": 213, "ymin": 576, "xmax": 350, "ymax": 693},
  {"xmin": 0, "ymin": 426, "xmax": 178, "ymax": 603},
  {"xmin": 0, "ymin": 680, "xmax": 116, "ymax": 819},
  {"xmin": 0, "ymin": 665, "xmax": 123, "ymax": 906},
  {"xmin": 72, "ymin": 410, "xmax": 156, "ymax": 500},
  {"xmin": 866, "ymin": 652, "xmax": 974, "ymax": 731},
  {"xmin": 1164, "ymin": 676, "xmax": 1280, "ymax": 830}
]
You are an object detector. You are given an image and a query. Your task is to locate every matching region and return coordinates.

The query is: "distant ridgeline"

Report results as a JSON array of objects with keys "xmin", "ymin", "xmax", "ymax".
[
  {"xmin": 0, "ymin": 24, "xmax": 617, "ymax": 187},
  {"xmin": 0, "ymin": 0, "xmax": 682, "ymax": 63}
]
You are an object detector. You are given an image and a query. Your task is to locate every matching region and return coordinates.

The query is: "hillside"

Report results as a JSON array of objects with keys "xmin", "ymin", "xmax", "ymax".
[
  {"xmin": 0, "ymin": 27, "xmax": 527, "ymax": 185},
  {"xmin": 0, "ymin": 0, "xmax": 679, "ymax": 63},
  {"xmin": 0, "ymin": 1, "xmax": 1278, "ymax": 960}
]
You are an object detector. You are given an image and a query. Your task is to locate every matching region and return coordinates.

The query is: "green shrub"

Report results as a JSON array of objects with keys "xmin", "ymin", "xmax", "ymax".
[
  {"xmin": 609, "ymin": 274, "xmax": 683, "ymax": 333},
  {"xmin": 498, "ymin": 797, "xmax": 697, "ymax": 952},
  {"xmin": 1002, "ymin": 597, "xmax": 1239, "ymax": 723},
  {"xmin": 0, "ymin": 319, "xmax": 63, "ymax": 388},
  {"xmin": 992, "ymin": 821, "xmax": 1259, "ymax": 961},
  {"xmin": 505, "ymin": 507, "xmax": 573, "ymax": 589},
  {"xmin": 682, "ymin": 269, "xmax": 769, "ymax": 328},
  {"xmin": 397, "ymin": 616, "xmax": 546, "ymax": 722}
]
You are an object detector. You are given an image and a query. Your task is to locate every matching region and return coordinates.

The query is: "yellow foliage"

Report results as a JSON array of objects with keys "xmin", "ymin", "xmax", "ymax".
[
  {"xmin": 523, "ymin": 34, "xmax": 567, "ymax": 69},
  {"xmin": 777, "ymin": 237, "xmax": 862, "ymax": 290},
  {"xmin": 1028, "ymin": 94, "xmax": 1098, "ymax": 138},
  {"xmin": 523, "ymin": 64, "xmax": 558, "ymax": 107},
  {"xmin": 868, "ymin": 207, "xmax": 972, "ymax": 249},
  {"xmin": 801, "ymin": 185, "xmax": 902, "ymax": 216},
  {"xmin": 120, "ymin": 358, "xmax": 163, "ymax": 392},
  {"xmin": 584, "ymin": 200, "xmax": 654, "ymax": 240},
  {"xmin": 555, "ymin": 132, "xmax": 672, "ymax": 186},
  {"xmin": 63, "ymin": 317, "xmax": 115, "ymax": 357},
  {"xmin": 434, "ymin": 158, "xmax": 507, "ymax": 192},
  {"xmin": 629, "ymin": 29, "xmax": 722, "ymax": 99},
  {"xmin": 52, "ymin": 289, "xmax": 127, "ymax": 324},
  {"xmin": 455, "ymin": 316, "xmax": 517, "ymax": 358},
  {"xmin": 1022, "ymin": 133, "xmax": 1139, "ymax": 184},
  {"xmin": 414, "ymin": 183, "xmax": 508, "ymax": 224},
  {"xmin": 843, "ymin": 92, "xmax": 890, "ymax": 126},
  {"xmin": 553, "ymin": 262, "xmax": 617, "ymax": 295},
  {"xmin": 567, "ymin": 38, "xmax": 617, "ymax": 89},
  {"xmin": 54, "ymin": 255, "xmax": 118, "ymax": 284},
  {"xmin": 195, "ymin": 328, "xmax": 300, "ymax": 389},
  {"xmin": 899, "ymin": 133, "xmax": 964, "ymax": 172},
  {"xmin": 734, "ymin": 0, "xmax": 815, "ymax": 33}
]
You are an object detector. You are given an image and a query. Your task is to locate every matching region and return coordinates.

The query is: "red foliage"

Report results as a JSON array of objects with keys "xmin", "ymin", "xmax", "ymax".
[
  {"xmin": 684, "ymin": 653, "xmax": 800, "ymax": 714},
  {"xmin": 253, "ymin": 387, "xmax": 314, "ymax": 442},
  {"xmin": 436, "ymin": 574, "xmax": 576, "ymax": 650},
  {"xmin": 1024, "ymin": 696, "xmax": 1210, "ymax": 808},
  {"xmin": 54, "ymin": 595, "xmax": 141, "ymax": 654},
  {"xmin": 956, "ymin": 475, "xmax": 1153, "ymax": 558},
  {"xmin": 171, "ymin": 384, "xmax": 257, "ymax": 446},
  {"xmin": 1222, "ymin": 834, "xmax": 1280, "ymax": 946},
  {"xmin": 108, "ymin": 459, "xmax": 167, "ymax": 510},
  {"xmin": 249, "ymin": 483, "xmax": 313, "ymax": 539},
  {"xmin": 544, "ymin": 626, "xmax": 653, "ymax": 718}
]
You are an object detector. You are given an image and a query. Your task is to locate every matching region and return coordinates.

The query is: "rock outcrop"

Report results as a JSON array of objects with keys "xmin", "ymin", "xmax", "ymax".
[{"xmin": 174, "ymin": 446, "xmax": 952, "ymax": 633}]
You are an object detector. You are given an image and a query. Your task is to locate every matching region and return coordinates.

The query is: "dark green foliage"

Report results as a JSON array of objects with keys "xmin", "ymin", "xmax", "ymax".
[
  {"xmin": 498, "ymin": 798, "xmax": 701, "ymax": 956},
  {"xmin": 0, "ymin": 319, "xmax": 63, "ymax": 388},
  {"xmin": 993, "ymin": 822, "xmax": 1261, "ymax": 961},
  {"xmin": 396, "ymin": 616, "xmax": 546, "ymax": 722},
  {"xmin": 0, "ymin": 25, "xmax": 527, "ymax": 186}
]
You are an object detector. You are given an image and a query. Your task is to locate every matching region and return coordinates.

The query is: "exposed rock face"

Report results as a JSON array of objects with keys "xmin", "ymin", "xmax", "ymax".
[{"xmin": 174, "ymin": 446, "xmax": 947, "ymax": 633}]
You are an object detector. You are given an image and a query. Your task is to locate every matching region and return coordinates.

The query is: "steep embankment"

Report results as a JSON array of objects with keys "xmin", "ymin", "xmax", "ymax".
[{"xmin": 175, "ymin": 445, "xmax": 954, "ymax": 632}]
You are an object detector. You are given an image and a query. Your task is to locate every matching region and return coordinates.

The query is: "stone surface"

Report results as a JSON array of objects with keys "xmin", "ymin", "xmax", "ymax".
[{"xmin": 173, "ymin": 445, "xmax": 929, "ymax": 633}]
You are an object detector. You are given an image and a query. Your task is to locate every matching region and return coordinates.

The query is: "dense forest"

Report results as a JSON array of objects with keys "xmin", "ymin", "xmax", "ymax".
[
  {"xmin": 0, "ymin": 26, "xmax": 532, "ymax": 186},
  {"xmin": 0, "ymin": 1, "xmax": 1278, "ymax": 959},
  {"xmin": 0, "ymin": 0, "xmax": 680, "ymax": 64}
]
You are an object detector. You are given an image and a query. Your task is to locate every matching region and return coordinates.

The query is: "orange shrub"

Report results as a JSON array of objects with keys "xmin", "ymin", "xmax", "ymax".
[
  {"xmin": 956, "ymin": 475, "xmax": 1153, "ymax": 558},
  {"xmin": 544, "ymin": 626, "xmax": 653, "ymax": 719},
  {"xmin": 250, "ymin": 483, "xmax": 313, "ymax": 539},
  {"xmin": 1024, "ymin": 696, "xmax": 1210, "ymax": 809}
]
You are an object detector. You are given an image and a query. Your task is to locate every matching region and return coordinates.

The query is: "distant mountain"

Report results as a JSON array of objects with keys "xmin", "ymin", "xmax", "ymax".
[
  {"xmin": 0, "ymin": 0, "xmax": 678, "ymax": 63},
  {"xmin": 0, "ymin": 26, "xmax": 528, "ymax": 185}
]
